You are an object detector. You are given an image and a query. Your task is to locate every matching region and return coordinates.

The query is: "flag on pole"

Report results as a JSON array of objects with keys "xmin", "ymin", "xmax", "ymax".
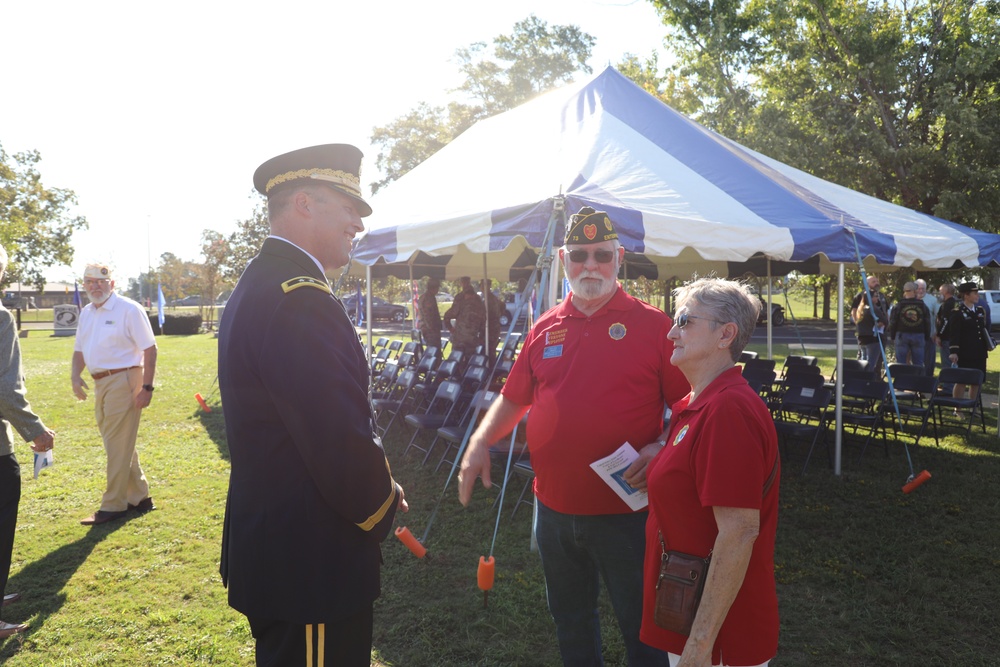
[
  {"xmin": 72, "ymin": 282, "xmax": 82, "ymax": 308},
  {"xmin": 157, "ymin": 283, "xmax": 166, "ymax": 331}
]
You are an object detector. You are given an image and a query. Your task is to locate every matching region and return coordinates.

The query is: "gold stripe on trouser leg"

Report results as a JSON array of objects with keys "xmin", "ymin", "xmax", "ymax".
[
  {"xmin": 305, "ymin": 624, "xmax": 313, "ymax": 666},
  {"xmin": 317, "ymin": 623, "xmax": 325, "ymax": 667}
]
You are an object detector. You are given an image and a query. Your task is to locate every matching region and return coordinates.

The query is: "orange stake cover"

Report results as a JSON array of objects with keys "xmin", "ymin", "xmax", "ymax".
[
  {"xmin": 478, "ymin": 556, "xmax": 495, "ymax": 591},
  {"xmin": 195, "ymin": 393, "xmax": 211, "ymax": 413},
  {"xmin": 902, "ymin": 469, "xmax": 931, "ymax": 494},
  {"xmin": 395, "ymin": 526, "xmax": 427, "ymax": 558}
]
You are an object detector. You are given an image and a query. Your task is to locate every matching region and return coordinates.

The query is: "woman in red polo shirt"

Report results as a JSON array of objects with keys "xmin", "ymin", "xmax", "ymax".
[{"xmin": 640, "ymin": 278, "xmax": 780, "ymax": 667}]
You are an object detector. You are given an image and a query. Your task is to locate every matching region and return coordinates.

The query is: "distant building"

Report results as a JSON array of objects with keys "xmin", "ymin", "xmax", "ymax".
[{"xmin": 3, "ymin": 281, "xmax": 80, "ymax": 309}]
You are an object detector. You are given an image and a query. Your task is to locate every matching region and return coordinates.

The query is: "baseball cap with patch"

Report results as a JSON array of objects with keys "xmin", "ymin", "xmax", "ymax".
[{"xmin": 565, "ymin": 207, "xmax": 618, "ymax": 245}]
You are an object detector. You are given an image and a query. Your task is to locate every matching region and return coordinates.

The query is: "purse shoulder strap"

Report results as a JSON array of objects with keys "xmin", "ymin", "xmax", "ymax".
[{"xmin": 658, "ymin": 451, "xmax": 779, "ymax": 556}]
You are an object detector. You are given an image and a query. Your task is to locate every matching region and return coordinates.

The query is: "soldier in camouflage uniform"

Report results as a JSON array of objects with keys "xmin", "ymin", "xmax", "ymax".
[
  {"xmin": 482, "ymin": 279, "xmax": 504, "ymax": 362},
  {"xmin": 444, "ymin": 276, "xmax": 486, "ymax": 357}
]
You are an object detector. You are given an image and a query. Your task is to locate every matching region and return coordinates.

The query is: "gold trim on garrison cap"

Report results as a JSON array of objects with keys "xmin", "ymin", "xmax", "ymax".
[
  {"xmin": 83, "ymin": 263, "xmax": 113, "ymax": 280},
  {"xmin": 253, "ymin": 144, "xmax": 372, "ymax": 217},
  {"xmin": 565, "ymin": 206, "xmax": 618, "ymax": 245}
]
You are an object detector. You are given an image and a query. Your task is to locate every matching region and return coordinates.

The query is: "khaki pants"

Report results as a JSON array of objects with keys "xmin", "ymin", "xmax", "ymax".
[{"xmin": 94, "ymin": 368, "xmax": 149, "ymax": 512}]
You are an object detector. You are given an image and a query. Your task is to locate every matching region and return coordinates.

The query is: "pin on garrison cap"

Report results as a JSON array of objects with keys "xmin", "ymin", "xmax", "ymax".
[
  {"xmin": 83, "ymin": 263, "xmax": 113, "ymax": 280},
  {"xmin": 565, "ymin": 206, "xmax": 618, "ymax": 245},
  {"xmin": 253, "ymin": 144, "xmax": 372, "ymax": 217},
  {"xmin": 957, "ymin": 281, "xmax": 980, "ymax": 294}
]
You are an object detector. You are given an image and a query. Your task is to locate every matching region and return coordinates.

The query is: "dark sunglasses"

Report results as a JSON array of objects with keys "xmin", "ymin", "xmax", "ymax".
[
  {"xmin": 674, "ymin": 313, "xmax": 727, "ymax": 329},
  {"xmin": 567, "ymin": 249, "xmax": 615, "ymax": 264}
]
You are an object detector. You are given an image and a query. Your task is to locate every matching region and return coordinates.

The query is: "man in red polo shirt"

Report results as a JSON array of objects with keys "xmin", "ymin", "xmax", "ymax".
[{"xmin": 459, "ymin": 207, "xmax": 689, "ymax": 667}]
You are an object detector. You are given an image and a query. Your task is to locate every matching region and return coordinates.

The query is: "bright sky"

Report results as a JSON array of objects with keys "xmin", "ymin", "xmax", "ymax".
[{"xmin": 4, "ymin": 0, "xmax": 671, "ymax": 285}]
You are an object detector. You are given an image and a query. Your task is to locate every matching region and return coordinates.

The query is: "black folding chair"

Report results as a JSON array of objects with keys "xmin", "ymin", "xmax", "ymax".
[
  {"xmin": 933, "ymin": 367, "xmax": 986, "ymax": 435},
  {"xmin": 886, "ymin": 373, "xmax": 939, "ymax": 447},
  {"xmin": 841, "ymin": 377, "xmax": 890, "ymax": 462},
  {"xmin": 433, "ymin": 389, "xmax": 501, "ymax": 472},
  {"xmin": 779, "ymin": 355, "xmax": 818, "ymax": 381},
  {"xmin": 773, "ymin": 385, "xmax": 832, "ymax": 473},
  {"xmin": 401, "ymin": 380, "xmax": 464, "ymax": 463},
  {"xmin": 509, "ymin": 459, "xmax": 535, "ymax": 518},
  {"xmin": 742, "ymin": 368, "xmax": 776, "ymax": 398},
  {"xmin": 372, "ymin": 368, "xmax": 419, "ymax": 439}
]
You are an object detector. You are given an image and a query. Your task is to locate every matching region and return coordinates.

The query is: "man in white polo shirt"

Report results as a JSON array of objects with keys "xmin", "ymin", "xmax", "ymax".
[{"xmin": 71, "ymin": 263, "xmax": 158, "ymax": 525}]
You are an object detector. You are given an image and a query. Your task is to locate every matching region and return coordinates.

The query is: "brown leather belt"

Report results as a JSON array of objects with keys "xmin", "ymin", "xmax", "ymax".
[{"xmin": 91, "ymin": 366, "xmax": 139, "ymax": 380}]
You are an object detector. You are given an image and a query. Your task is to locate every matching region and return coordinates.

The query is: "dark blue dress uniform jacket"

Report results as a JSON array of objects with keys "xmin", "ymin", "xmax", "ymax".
[{"xmin": 218, "ymin": 237, "xmax": 399, "ymax": 623}]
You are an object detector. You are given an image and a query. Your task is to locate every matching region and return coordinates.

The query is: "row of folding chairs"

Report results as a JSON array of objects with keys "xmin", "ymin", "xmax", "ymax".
[
  {"xmin": 745, "ymin": 356, "xmax": 986, "ymax": 475},
  {"xmin": 372, "ymin": 340, "xmax": 520, "ymax": 441},
  {"xmin": 377, "ymin": 347, "xmax": 532, "ymax": 517}
]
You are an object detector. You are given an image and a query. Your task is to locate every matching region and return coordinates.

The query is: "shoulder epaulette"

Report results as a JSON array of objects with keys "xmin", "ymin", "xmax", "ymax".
[{"xmin": 281, "ymin": 276, "xmax": 332, "ymax": 295}]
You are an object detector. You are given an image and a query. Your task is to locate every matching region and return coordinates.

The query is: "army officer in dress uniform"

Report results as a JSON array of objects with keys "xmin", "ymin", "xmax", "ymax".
[{"xmin": 218, "ymin": 144, "xmax": 407, "ymax": 667}]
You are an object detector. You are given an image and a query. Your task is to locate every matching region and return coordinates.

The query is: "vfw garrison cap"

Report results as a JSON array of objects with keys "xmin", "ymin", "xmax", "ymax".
[
  {"xmin": 565, "ymin": 206, "xmax": 618, "ymax": 245},
  {"xmin": 83, "ymin": 263, "xmax": 113, "ymax": 280},
  {"xmin": 253, "ymin": 143, "xmax": 372, "ymax": 217}
]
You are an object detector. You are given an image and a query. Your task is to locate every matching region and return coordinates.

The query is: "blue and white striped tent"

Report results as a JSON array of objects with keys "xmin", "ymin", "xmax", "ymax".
[{"xmin": 352, "ymin": 66, "xmax": 1000, "ymax": 280}]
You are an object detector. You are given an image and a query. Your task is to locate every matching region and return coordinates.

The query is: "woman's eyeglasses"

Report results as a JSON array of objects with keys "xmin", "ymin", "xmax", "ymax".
[
  {"xmin": 567, "ymin": 249, "xmax": 615, "ymax": 264},
  {"xmin": 674, "ymin": 313, "xmax": 727, "ymax": 329}
]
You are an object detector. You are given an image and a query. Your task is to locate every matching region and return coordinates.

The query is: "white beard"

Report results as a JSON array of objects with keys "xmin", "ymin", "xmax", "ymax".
[
  {"xmin": 565, "ymin": 267, "xmax": 617, "ymax": 302},
  {"xmin": 87, "ymin": 291, "xmax": 111, "ymax": 306}
]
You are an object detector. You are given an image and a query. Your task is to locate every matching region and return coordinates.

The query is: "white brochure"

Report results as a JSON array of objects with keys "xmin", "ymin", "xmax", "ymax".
[{"xmin": 589, "ymin": 442, "xmax": 648, "ymax": 511}]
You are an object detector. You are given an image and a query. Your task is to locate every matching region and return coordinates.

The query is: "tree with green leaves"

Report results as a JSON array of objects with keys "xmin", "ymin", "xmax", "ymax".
[
  {"xmin": 155, "ymin": 252, "xmax": 202, "ymax": 304},
  {"xmin": 224, "ymin": 198, "xmax": 269, "ymax": 284},
  {"xmin": 649, "ymin": 0, "xmax": 1000, "ymax": 234},
  {"xmin": 369, "ymin": 15, "xmax": 595, "ymax": 194},
  {"xmin": 199, "ymin": 230, "xmax": 229, "ymax": 322},
  {"xmin": 0, "ymin": 144, "xmax": 88, "ymax": 289}
]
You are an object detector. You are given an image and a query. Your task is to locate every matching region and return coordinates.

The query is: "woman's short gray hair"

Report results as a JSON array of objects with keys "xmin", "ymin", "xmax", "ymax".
[{"xmin": 673, "ymin": 277, "xmax": 761, "ymax": 362}]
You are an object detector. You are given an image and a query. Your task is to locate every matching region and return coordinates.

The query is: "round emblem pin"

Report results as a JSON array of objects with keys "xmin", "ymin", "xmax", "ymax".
[
  {"xmin": 672, "ymin": 424, "xmax": 689, "ymax": 446},
  {"xmin": 608, "ymin": 323, "xmax": 627, "ymax": 340}
]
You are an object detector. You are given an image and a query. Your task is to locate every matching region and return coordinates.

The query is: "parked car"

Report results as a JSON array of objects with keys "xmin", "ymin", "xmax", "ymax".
[
  {"xmin": 2, "ymin": 292, "xmax": 38, "ymax": 309},
  {"xmin": 755, "ymin": 296, "xmax": 785, "ymax": 326},
  {"xmin": 170, "ymin": 295, "xmax": 210, "ymax": 307},
  {"xmin": 978, "ymin": 289, "xmax": 1000, "ymax": 330},
  {"xmin": 480, "ymin": 291, "xmax": 518, "ymax": 327},
  {"xmin": 434, "ymin": 291, "xmax": 454, "ymax": 302},
  {"xmin": 340, "ymin": 294, "xmax": 408, "ymax": 323}
]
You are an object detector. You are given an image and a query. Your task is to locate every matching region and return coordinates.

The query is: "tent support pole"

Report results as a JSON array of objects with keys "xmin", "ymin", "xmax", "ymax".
[
  {"xmin": 408, "ymin": 263, "xmax": 416, "ymax": 342},
  {"xmin": 482, "ymin": 254, "xmax": 490, "ymax": 356},
  {"xmin": 541, "ymin": 197, "xmax": 565, "ymax": 313},
  {"xmin": 365, "ymin": 265, "xmax": 373, "ymax": 353},
  {"xmin": 835, "ymin": 262, "xmax": 845, "ymax": 476},
  {"xmin": 766, "ymin": 260, "xmax": 773, "ymax": 359}
]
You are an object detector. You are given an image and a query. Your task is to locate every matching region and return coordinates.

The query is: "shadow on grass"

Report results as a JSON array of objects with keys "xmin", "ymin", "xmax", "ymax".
[
  {"xmin": 0, "ymin": 519, "xmax": 132, "ymax": 659},
  {"xmin": 195, "ymin": 401, "xmax": 229, "ymax": 461}
]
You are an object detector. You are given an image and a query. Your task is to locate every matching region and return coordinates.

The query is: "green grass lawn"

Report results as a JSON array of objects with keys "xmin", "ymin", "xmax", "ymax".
[{"xmin": 3, "ymin": 333, "xmax": 1000, "ymax": 665}]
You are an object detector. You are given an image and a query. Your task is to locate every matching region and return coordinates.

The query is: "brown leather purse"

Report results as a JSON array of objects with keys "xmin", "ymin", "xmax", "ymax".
[{"xmin": 653, "ymin": 454, "xmax": 779, "ymax": 635}]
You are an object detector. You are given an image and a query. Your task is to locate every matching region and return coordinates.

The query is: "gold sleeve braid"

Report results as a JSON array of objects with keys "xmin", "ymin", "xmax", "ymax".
[{"xmin": 355, "ymin": 458, "xmax": 397, "ymax": 532}]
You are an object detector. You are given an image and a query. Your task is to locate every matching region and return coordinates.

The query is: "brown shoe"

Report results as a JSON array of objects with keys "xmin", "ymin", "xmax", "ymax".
[
  {"xmin": 80, "ymin": 509, "xmax": 128, "ymax": 526},
  {"xmin": 0, "ymin": 620, "xmax": 27, "ymax": 639},
  {"xmin": 2, "ymin": 593, "xmax": 20, "ymax": 607},
  {"xmin": 128, "ymin": 497, "xmax": 156, "ymax": 514}
]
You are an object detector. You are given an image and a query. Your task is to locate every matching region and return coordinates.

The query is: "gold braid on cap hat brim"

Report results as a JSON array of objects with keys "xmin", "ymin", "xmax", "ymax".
[{"xmin": 265, "ymin": 169, "xmax": 362, "ymax": 197}]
